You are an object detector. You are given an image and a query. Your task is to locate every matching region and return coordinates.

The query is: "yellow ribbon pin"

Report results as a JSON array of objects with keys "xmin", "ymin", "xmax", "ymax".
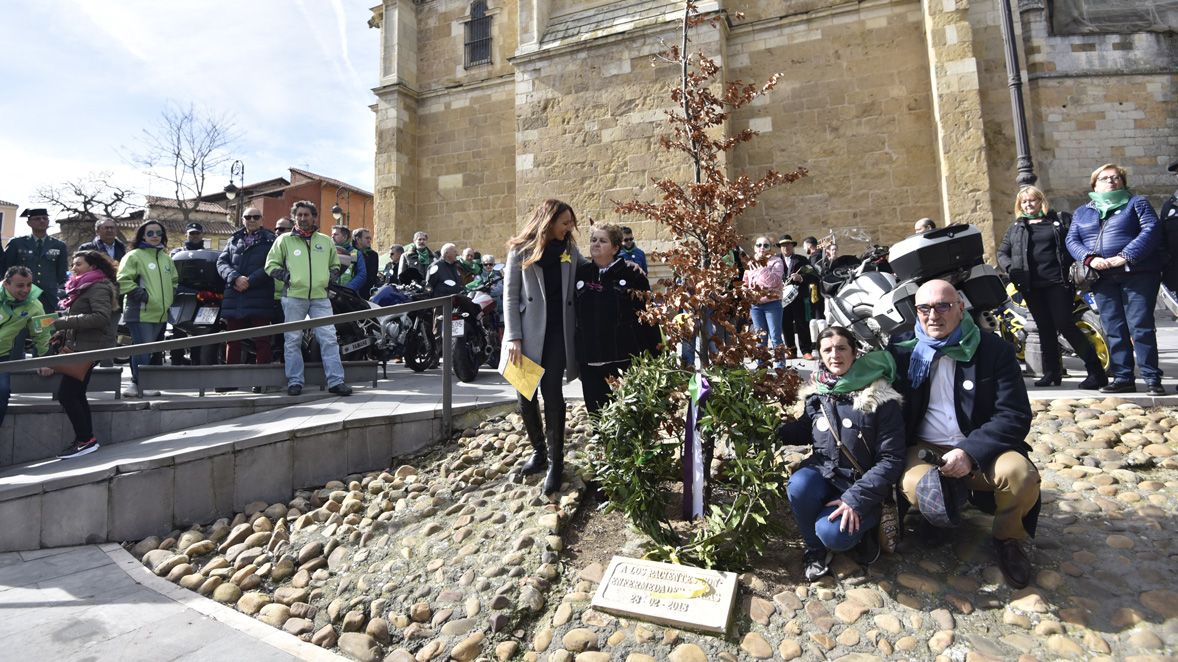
[{"xmin": 560, "ymin": 251, "xmax": 572, "ymax": 263}]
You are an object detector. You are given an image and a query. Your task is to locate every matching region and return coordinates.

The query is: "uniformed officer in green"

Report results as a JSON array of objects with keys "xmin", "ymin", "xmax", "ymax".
[{"xmin": 6, "ymin": 208, "xmax": 68, "ymax": 313}]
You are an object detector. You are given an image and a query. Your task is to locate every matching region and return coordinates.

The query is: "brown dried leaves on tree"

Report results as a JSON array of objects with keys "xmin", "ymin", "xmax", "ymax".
[{"xmin": 615, "ymin": 1, "xmax": 806, "ymax": 403}]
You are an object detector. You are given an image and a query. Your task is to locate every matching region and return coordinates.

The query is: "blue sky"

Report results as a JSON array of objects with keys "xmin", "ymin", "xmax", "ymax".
[{"xmin": 0, "ymin": 0, "xmax": 380, "ymax": 231}]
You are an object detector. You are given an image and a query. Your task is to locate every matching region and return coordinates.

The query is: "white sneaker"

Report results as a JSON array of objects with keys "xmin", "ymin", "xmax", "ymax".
[{"xmin": 122, "ymin": 385, "xmax": 141, "ymax": 398}]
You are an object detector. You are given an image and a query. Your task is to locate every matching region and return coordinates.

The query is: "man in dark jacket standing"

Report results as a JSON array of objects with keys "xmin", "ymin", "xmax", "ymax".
[
  {"xmin": 78, "ymin": 218, "xmax": 128, "ymax": 262},
  {"xmin": 217, "ymin": 207, "xmax": 276, "ymax": 364},
  {"xmin": 353, "ymin": 228, "xmax": 380, "ymax": 296},
  {"xmin": 6, "ymin": 208, "xmax": 68, "ymax": 314},
  {"xmin": 889, "ymin": 279, "xmax": 1038, "ymax": 589},
  {"xmin": 777, "ymin": 234, "xmax": 813, "ymax": 359}
]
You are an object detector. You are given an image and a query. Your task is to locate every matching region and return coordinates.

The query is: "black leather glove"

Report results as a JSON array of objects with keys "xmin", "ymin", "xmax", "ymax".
[
  {"xmin": 127, "ymin": 287, "xmax": 149, "ymax": 305},
  {"xmin": 270, "ymin": 268, "xmax": 290, "ymax": 284}
]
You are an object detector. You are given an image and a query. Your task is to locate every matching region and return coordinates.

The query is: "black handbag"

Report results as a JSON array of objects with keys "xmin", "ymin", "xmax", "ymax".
[{"xmin": 1069, "ymin": 218, "xmax": 1107, "ymax": 291}]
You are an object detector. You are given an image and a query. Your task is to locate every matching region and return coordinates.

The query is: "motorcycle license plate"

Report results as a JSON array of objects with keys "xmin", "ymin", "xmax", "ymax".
[
  {"xmin": 194, "ymin": 307, "xmax": 219, "ymax": 325},
  {"xmin": 341, "ymin": 338, "xmax": 372, "ymax": 355},
  {"xmin": 451, "ymin": 320, "xmax": 465, "ymax": 337}
]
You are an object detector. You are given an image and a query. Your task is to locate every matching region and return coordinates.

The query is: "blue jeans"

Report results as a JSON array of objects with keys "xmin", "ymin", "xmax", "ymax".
[
  {"xmin": 128, "ymin": 322, "xmax": 165, "ymax": 384},
  {"xmin": 1091, "ymin": 272, "xmax": 1162, "ymax": 384},
  {"xmin": 282, "ymin": 297, "xmax": 345, "ymax": 388},
  {"xmin": 749, "ymin": 300, "xmax": 785, "ymax": 368},
  {"xmin": 787, "ymin": 465, "xmax": 879, "ymax": 552}
]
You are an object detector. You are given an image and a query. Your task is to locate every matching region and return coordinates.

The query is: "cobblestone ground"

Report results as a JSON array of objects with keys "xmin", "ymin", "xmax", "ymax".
[{"xmin": 130, "ymin": 398, "xmax": 1177, "ymax": 661}]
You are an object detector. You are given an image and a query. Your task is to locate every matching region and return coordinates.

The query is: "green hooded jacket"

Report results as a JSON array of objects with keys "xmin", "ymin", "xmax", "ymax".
[
  {"xmin": 265, "ymin": 232, "xmax": 341, "ymax": 300},
  {"xmin": 0, "ymin": 283, "xmax": 50, "ymax": 356},
  {"xmin": 117, "ymin": 247, "xmax": 179, "ymax": 324}
]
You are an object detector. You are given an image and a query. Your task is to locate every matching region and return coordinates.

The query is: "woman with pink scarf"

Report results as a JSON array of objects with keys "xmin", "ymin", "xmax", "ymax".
[
  {"xmin": 742, "ymin": 236, "xmax": 786, "ymax": 369},
  {"xmin": 41, "ymin": 251, "xmax": 119, "ymax": 459}
]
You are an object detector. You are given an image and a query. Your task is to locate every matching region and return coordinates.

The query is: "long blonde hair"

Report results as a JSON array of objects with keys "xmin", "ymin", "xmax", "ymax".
[{"xmin": 507, "ymin": 199, "xmax": 578, "ymax": 268}]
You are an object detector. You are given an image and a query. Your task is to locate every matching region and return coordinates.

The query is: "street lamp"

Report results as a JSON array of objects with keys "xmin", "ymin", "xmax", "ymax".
[
  {"xmin": 998, "ymin": 0, "xmax": 1037, "ymax": 187},
  {"xmin": 331, "ymin": 186, "xmax": 350, "ymax": 225},
  {"xmin": 224, "ymin": 160, "xmax": 246, "ymax": 222}
]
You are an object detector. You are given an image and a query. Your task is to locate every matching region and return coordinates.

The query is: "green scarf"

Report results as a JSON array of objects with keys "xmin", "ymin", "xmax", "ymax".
[
  {"xmin": 1088, "ymin": 188, "xmax": 1131, "ymax": 219},
  {"xmin": 813, "ymin": 350, "xmax": 897, "ymax": 395},
  {"xmin": 1017, "ymin": 210, "xmax": 1047, "ymax": 220},
  {"xmin": 897, "ymin": 311, "xmax": 981, "ymax": 362}
]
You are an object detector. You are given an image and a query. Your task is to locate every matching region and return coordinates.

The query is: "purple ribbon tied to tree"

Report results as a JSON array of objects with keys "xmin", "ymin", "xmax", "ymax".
[{"xmin": 682, "ymin": 371, "xmax": 711, "ymax": 520}]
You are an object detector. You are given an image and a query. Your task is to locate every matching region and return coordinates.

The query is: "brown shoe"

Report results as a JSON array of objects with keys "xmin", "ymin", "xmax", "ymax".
[
  {"xmin": 784, "ymin": 348, "xmax": 797, "ymax": 359},
  {"xmin": 994, "ymin": 538, "xmax": 1031, "ymax": 589}
]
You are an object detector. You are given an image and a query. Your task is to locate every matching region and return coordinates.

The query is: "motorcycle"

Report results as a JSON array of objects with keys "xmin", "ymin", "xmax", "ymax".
[
  {"xmin": 465, "ymin": 265, "xmax": 504, "ymax": 369},
  {"xmin": 169, "ymin": 249, "xmax": 227, "ymax": 365},
  {"xmin": 301, "ymin": 283, "xmax": 395, "ymax": 364}
]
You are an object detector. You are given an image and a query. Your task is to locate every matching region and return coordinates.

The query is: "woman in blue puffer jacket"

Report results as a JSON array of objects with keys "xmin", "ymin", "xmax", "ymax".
[{"xmin": 1065, "ymin": 163, "xmax": 1164, "ymax": 395}]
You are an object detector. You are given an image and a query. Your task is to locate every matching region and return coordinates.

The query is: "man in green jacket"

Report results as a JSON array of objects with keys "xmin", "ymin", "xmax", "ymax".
[
  {"xmin": 265, "ymin": 201, "xmax": 352, "ymax": 397},
  {"xmin": 0, "ymin": 267, "xmax": 51, "ymax": 427}
]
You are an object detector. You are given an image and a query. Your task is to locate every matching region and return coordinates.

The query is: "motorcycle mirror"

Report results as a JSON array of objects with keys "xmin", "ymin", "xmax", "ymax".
[
  {"xmin": 492, "ymin": 264, "xmax": 504, "ymax": 272},
  {"xmin": 443, "ymin": 279, "xmax": 457, "ymax": 287}
]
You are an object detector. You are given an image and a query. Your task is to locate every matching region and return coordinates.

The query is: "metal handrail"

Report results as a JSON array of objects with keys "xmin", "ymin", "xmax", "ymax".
[{"xmin": 1, "ymin": 294, "xmax": 457, "ymax": 434}]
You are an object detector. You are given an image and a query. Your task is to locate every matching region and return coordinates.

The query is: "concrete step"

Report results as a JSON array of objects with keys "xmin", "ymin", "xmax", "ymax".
[{"xmin": 0, "ymin": 372, "xmax": 524, "ymax": 551}]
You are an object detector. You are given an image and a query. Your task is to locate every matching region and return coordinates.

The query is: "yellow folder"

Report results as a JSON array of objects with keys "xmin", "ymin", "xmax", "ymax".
[{"xmin": 500, "ymin": 353, "xmax": 545, "ymax": 400}]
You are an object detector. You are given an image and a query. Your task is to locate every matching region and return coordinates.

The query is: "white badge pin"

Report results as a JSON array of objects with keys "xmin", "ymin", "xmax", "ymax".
[
  {"xmin": 963, "ymin": 379, "xmax": 975, "ymax": 391},
  {"xmin": 293, "ymin": 249, "xmax": 302, "ymax": 257},
  {"xmin": 148, "ymin": 263, "xmax": 157, "ymax": 270},
  {"xmin": 842, "ymin": 418, "xmax": 853, "ymax": 428},
  {"xmin": 816, "ymin": 418, "xmax": 829, "ymax": 432},
  {"xmin": 576, "ymin": 280, "xmax": 584, "ymax": 289},
  {"xmin": 619, "ymin": 279, "xmax": 627, "ymax": 287}
]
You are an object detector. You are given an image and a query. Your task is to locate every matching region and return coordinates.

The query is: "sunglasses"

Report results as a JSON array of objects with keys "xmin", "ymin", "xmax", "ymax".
[
  {"xmin": 144, "ymin": 230, "xmax": 163, "ymax": 238},
  {"xmin": 754, "ymin": 242, "xmax": 771, "ymax": 248},
  {"xmin": 915, "ymin": 302, "xmax": 957, "ymax": 316},
  {"xmin": 244, "ymin": 214, "xmax": 262, "ymax": 220},
  {"xmin": 276, "ymin": 227, "xmax": 292, "ymax": 233}
]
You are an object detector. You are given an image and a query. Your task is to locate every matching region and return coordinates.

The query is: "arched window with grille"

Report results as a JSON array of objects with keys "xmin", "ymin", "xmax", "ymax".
[{"xmin": 464, "ymin": 1, "xmax": 492, "ymax": 68}]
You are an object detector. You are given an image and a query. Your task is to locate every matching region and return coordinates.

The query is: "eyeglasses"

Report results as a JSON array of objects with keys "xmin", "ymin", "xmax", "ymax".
[
  {"xmin": 244, "ymin": 214, "xmax": 262, "ymax": 220},
  {"xmin": 276, "ymin": 226, "xmax": 292, "ymax": 233},
  {"xmin": 144, "ymin": 230, "xmax": 163, "ymax": 238},
  {"xmin": 754, "ymin": 242, "xmax": 771, "ymax": 248},
  {"xmin": 1096, "ymin": 175, "xmax": 1122, "ymax": 183},
  {"xmin": 915, "ymin": 302, "xmax": 957, "ymax": 316}
]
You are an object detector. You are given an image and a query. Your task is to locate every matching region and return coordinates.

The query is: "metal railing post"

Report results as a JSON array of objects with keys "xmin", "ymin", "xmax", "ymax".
[{"xmin": 441, "ymin": 296, "xmax": 453, "ymax": 438}]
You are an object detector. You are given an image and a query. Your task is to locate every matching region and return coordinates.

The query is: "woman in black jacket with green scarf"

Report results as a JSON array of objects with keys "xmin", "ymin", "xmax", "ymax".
[{"xmin": 997, "ymin": 185, "xmax": 1106, "ymax": 389}]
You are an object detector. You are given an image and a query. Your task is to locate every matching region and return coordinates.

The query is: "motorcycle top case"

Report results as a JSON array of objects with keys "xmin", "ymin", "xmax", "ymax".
[
  {"xmin": 889, "ymin": 224, "xmax": 984, "ymax": 282},
  {"xmin": 172, "ymin": 250, "xmax": 226, "ymax": 291}
]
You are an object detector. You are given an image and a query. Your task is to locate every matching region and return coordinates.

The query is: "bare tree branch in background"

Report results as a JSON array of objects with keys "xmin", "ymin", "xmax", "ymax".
[
  {"xmin": 35, "ymin": 171, "xmax": 139, "ymax": 221},
  {"xmin": 133, "ymin": 102, "xmax": 237, "ymax": 223}
]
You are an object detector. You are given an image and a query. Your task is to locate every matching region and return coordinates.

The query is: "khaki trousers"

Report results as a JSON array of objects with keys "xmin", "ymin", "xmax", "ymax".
[{"xmin": 900, "ymin": 442, "xmax": 1040, "ymax": 541}]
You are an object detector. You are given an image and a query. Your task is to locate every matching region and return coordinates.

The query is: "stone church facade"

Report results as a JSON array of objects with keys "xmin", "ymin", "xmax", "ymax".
[{"xmin": 369, "ymin": 0, "xmax": 1177, "ymax": 259}]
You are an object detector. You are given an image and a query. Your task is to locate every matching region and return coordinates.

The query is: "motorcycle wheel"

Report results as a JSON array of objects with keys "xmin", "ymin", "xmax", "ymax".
[
  {"xmin": 405, "ymin": 329, "xmax": 435, "ymax": 373},
  {"xmin": 1075, "ymin": 310, "xmax": 1111, "ymax": 371},
  {"xmin": 452, "ymin": 338, "xmax": 480, "ymax": 383}
]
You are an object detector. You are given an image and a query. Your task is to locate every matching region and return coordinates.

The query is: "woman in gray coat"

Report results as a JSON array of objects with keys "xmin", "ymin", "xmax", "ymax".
[{"xmin": 504, "ymin": 199, "xmax": 581, "ymax": 496}]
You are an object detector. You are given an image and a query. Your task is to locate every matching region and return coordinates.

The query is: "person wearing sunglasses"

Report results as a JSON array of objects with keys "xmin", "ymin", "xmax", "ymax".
[
  {"xmin": 1066, "ymin": 163, "xmax": 1164, "ymax": 395},
  {"xmin": 890, "ymin": 279, "xmax": 1036, "ymax": 589},
  {"xmin": 741, "ymin": 236, "xmax": 786, "ymax": 369},
  {"xmin": 116, "ymin": 219, "xmax": 179, "ymax": 397},
  {"xmin": 617, "ymin": 226, "xmax": 647, "ymax": 273},
  {"xmin": 217, "ymin": 207, "xmax": 277, "ymax": 367}
]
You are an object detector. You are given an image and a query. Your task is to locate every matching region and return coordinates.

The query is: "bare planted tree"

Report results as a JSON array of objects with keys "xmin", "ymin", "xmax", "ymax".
[
  {"xmin": 133, "ymin": 102, "xmax": 237, "ymax": 222},
  {"xmin": 35, "ymin": 171, "xmax": 139, "ymax": 221},
  {"xmin": 616, "ymin": 1, "xmax": 807, "ymax": 397}
]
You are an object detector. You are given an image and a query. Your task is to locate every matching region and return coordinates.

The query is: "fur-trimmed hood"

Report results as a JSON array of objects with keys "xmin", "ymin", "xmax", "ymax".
[{"xmin": 798, "ymin": 378, "xmax": 903, "ymax": 414}]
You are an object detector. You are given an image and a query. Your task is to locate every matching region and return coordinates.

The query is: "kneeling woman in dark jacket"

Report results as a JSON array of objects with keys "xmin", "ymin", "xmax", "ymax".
[
  {"xmin": 778, "ymin": 326, "xmax": 905, "ymax": 580},
  {"xmin": 574, "ymin": 224, "xmax": 658, "ymax": 413}
]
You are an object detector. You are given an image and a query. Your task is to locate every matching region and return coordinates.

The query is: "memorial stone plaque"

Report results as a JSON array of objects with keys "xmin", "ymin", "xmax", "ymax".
[{"xmin": 590, "ymin": 555, "xmax": 738, "ymax": 634}]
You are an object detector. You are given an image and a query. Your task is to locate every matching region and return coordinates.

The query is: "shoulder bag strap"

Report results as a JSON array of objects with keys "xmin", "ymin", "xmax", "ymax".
[{"xmin": 819, "ymin": 399, "xmax": 866, "ymax": 477}]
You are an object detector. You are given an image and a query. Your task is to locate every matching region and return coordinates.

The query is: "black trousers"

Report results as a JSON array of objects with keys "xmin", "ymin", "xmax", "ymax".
[
  {"xmin": 56, "ymin": 365, "xmax": 95, "ymax": 441},
  {"xmin": 580, "ymin": 361, "xmax": 628, "ymax": 415},
  {"xmin": 1023, "ymin": 283, "xmax": 1100, "ymax": 377},
  {"xmin": 518, "ymin": 329, "xmax": 567, "ymax": 421},
  {"xmin": 780, "ymin": 296, "xmax": 812, "ymax": 354}
]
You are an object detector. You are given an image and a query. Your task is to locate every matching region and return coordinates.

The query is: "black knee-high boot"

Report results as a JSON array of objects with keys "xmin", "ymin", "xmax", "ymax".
[
  {"xmin": 519, "ymin": 398, "xmax": 547, "ymax": 475},
  {"xmin": 542, "ymin": 406, "xmax": 566, "ymax": 495}
]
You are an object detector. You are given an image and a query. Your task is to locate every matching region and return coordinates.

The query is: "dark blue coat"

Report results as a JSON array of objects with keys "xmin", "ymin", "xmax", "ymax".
[
  {"xmin": 217, "ymin": 228, "xmax": 277, "ymax": 319},
  {"xmin": 1066, "ymin": 195, "xmax": 1162, "ymax": 274},
  {"xmin": 889, "ymin": 333, "xmax": 1032, "ymax": 471},
  {"xmin": 778, "ymin": 379, "xmax": 906, "ymax": 515}
]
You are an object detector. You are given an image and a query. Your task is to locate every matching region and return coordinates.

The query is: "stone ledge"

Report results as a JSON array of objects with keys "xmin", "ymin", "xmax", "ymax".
[{"xmin": 0, "ymin": 398, "xmax": 517, "ymax": 551}]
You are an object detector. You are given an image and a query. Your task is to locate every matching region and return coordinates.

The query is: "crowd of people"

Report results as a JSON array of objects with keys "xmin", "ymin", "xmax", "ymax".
[{"xmin": 1, "ymin": 158, "xmax": 1175, "ymax": 588}]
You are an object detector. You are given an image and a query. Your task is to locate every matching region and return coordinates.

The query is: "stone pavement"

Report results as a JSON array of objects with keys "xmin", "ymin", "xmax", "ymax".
[{"xmin": 1, "ymin": 311, "xmax": 1177, "ymax": 659}]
